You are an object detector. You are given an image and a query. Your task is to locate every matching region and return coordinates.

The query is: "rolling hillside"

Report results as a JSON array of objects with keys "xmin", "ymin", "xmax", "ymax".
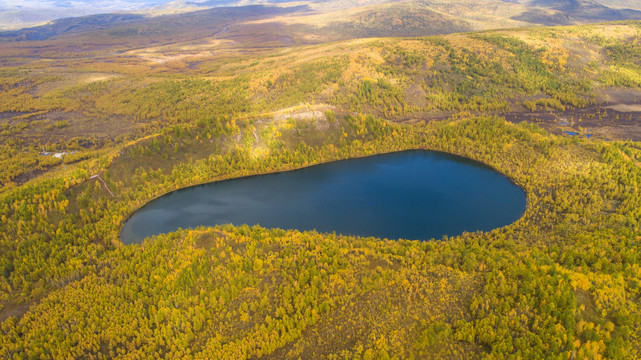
[
  {"xmin": 3, "ymin": 0, "xmax": 641, "ymax": 40},
  {"xmin": 0, "ymin": 4, "xmax": 640, "ymax": 359}
]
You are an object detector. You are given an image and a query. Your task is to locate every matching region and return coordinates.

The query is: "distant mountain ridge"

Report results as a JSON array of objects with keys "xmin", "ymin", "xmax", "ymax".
[
  {"xmin": 512, "ymin": 0, "xmax": 641, "ymax": 24},
  {"xmin": 0, "ymin": 0, "xmax": 177, "ymax": 29},
  {"xmin": 0, "ymin": 0, "xmax": 272, "ymax": 30},
  {"xmin": 0, "ymin": 4, "xmax": 312, "ymax": 44},
  {"xmin": 0, "ymin": 13, "xmax": 145, "ymax": 41},
  {"xmin": 2, "ymin": 0, "xmax": 641, "ymax": 43}
]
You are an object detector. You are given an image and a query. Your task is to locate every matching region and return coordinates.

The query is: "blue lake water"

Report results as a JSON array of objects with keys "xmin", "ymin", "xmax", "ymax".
[{"xmin": 120, "ymin": 150, "xmax": 526, "ymax": 244}]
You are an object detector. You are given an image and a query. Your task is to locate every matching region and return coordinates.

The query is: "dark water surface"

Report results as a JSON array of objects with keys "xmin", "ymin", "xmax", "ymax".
[{"xmin": 120, "ymin": 151, "xmax": 526, "ymax": 244}]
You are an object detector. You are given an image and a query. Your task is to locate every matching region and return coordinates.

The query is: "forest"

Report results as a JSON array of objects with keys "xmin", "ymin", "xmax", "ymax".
[{"xmin": 0, "ymin": 19, "xmax": 640, "ymax": 359}]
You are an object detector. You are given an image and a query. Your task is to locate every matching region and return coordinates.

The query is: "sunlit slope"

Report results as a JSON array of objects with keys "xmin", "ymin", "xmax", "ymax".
[{"xmin": 1, "ymin": 22, "xmax": 641, "ymax": 189}]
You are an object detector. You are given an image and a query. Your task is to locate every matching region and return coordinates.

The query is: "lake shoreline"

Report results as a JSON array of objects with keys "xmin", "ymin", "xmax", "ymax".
[{"xmin": 120, "ymin": 148, "xmax": 528, "ymax": 244}]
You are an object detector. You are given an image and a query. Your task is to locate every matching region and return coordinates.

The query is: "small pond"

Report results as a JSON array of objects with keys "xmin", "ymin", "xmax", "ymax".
[{"xmin": 120, "ymin": 150, "xmax": 526, "ymax": 244}]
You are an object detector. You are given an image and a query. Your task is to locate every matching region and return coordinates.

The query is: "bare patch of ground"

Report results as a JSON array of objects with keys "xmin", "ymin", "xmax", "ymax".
[
  {"xmin": 598, "ymin": 87, "xmax": 641, "ymax": 104},
  {"xmin": 0, "ymin": 301, "xmax": 33, "ymax": 322},
  {"xmin": 13, "ymin": 168, "xmax": 46, "ymax": 186},
  {"xmin": 503, "ymin": 103, "xmax": 641, "ymax": 141},
  {"xmin": 83, "ymin": 74, "xmax": 118, "ymax": 83},
  {"xmin": 395, "ymin": 86, "xmax": 641, "ymax": 141},
  {"xmin": 499, "ymin": 87, "xmax": 641, "ymax": 140},
  {"xmin": 0, "ymin": 111, "xmax": 28, "ymax": 121},
  {"xmin": 606, "ymin": 104, "xmax": 641, "ymax": 112},
  {"xmin": 269, "ymin": 104, "xmax": 336, "ymax": 130},
  {"xmin": 396, "ymin": 98, "xmax": 641, "ymax": 141}
]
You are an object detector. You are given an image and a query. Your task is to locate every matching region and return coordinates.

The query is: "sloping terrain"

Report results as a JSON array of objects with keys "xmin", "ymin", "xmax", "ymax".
[
  {"xmin": 1, "ymin": 22, "xmax": 641, "ymax": 187},
  {"xmin": 0, "ymin": 7, "xmax": 640, "ymax": 359},
  {"xmin": 4, "ymin": 0, "xmax": 641, "ymax": 42},
  {"xmin": 513, "ymin": 0, "xmax": 641, "ymax": 23}
]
